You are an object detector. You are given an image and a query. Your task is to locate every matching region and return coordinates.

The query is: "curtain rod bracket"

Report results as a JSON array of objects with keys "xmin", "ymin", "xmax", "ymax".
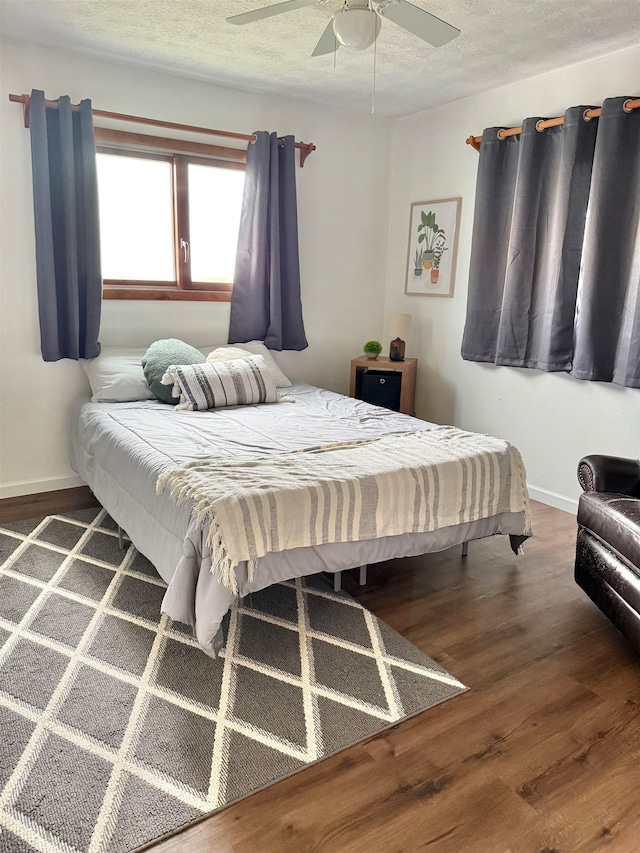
[
  {"xmin": 299, "ymin": 142, "xmax": 316, "ymax": 167},
  {"xmin": 9, "ymin": 93, "xmax": 31, "ymax": 127}
]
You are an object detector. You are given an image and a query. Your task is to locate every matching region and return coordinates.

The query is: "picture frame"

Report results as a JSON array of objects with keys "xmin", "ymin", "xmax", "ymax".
[{"xmin": 404, "ymin": 197, "xmax": 462, "ymax": 297}]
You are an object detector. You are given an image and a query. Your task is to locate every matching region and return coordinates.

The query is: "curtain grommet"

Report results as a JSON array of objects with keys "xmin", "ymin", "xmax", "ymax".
[
  {"xmin": 497, "ymin": 129, "xmax": 505, "ymax": 140},
  {"xmin": 623, "ymin": 99, "xmax": 633, "ymax": 113},
  {"xmin": 583, "ymin": 109, "xmax": 593, "ymax": 122},
  {"xmin": 535, "ymin": 120, "xmax": 545, "ymax": 132}
]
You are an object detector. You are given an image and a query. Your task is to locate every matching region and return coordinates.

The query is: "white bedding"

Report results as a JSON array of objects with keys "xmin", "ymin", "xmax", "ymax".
[{"xmin": 70, "ymin": 384, "xmax": 530, "ymax": 655}]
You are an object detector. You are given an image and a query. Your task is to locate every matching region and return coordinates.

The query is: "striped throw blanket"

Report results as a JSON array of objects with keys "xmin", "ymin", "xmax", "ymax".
[{"xmin": 157, "ymin": 427, "xmax": 531, "ymax": 592}]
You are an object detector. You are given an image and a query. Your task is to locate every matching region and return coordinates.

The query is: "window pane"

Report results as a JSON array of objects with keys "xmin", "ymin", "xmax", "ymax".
[
  {"xmin": 97, "ymin": 154, "xmax": 174, "ymax": 281},
  {"xmin": 188, "ymin": 165, "xmax": 245, "ymax": 283}
]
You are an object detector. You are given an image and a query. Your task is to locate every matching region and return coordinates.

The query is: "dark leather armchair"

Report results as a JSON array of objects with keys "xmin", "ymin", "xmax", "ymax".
[{"xmin": 575, "ymin": 455, "xmax": 640, "ymax": 652}]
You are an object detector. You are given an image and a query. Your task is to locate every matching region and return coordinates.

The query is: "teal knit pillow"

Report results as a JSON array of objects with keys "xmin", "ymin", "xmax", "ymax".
[{"xmin": 142, "ymin": 339, "xmax": 205, "ymax": 404}]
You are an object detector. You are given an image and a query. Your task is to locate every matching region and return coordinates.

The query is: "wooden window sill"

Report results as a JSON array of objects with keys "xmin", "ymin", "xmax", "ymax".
[{"xmin": 103, "ymin": 288, "xmax": 232, "ymax": 302}]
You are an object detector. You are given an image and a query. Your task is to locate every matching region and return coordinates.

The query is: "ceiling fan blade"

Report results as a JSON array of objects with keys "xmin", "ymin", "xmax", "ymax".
[
  {"xmin": 378, "ymin": 0, "xmax": 460, "ymax": 47},
  {"xmin": 227, "ymin": 0, "xmax": 316, "ymax": 26},
  {"xmin": 311, "ymin": 19, "xmax": 339, "ymax": 56}
]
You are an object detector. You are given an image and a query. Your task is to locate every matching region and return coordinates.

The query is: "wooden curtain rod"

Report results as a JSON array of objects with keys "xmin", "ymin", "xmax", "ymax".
[
  {"xmin": 9, "ymin": 93, "xmax": 317, "ymax": 167},
  {"xmin": 466, "ymin": 97, "xmax": 640, "ymax": 152}
]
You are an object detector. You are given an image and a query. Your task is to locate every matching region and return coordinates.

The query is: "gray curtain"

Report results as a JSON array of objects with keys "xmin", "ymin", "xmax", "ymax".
[
  {"xmin": 572, "ymin": 97, "xmax": 640, "ymax": 387},
  {"xmin": 29, "ymin": 89, "xmax": 102, "ymax": 361},
  {"xmin": 462, "ymin": 96, "xmax": 640, "ymax": 388},
  {"xmin": 229, "ymin": 131, "xmax": 308, "ymax": 351}
]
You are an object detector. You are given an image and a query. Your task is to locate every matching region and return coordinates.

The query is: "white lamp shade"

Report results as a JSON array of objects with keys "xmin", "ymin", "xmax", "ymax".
[
  {"xmin": 388, "ymin": 313, "xmax": 412, "ymax": 340},
  {"xmin": 333, "ymin": 7, "xmax": 381, "ymax": 51}
]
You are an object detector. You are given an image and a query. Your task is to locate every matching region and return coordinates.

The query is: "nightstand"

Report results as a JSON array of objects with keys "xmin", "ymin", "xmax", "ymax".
[{"xmin": 349, "ymin": 356, "xmax": 417, "ymax": 416}]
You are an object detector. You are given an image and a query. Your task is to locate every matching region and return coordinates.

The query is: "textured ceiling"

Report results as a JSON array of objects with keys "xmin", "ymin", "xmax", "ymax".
[{"xmin": 1, "ymin": 0, "xmax": 639, "ymax": 116}]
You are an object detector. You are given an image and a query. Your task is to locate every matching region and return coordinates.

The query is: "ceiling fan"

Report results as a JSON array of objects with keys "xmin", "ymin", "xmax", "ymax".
[{"xmin": 226, "ymin": 1, "xmax": 460, "ymax": 56}]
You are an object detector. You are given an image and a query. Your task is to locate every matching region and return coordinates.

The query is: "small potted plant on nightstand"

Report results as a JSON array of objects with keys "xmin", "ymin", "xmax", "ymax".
[{"xmin": 363, "ymin": 340, "xmax": 382, "ymax": 360}]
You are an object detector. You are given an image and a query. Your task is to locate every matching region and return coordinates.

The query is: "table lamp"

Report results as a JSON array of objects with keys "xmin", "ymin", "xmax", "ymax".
[{"xmin": 388, "ymin": 313, "xmax": 411, "ymax": 362}]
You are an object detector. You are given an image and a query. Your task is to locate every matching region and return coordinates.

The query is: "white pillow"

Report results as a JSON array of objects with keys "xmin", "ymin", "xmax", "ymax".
[
  {"xmin": 161, "ymin": 354, "xmax": 279, "ymax": 411},
  {"xmin": 200, "ymin": 341, "xmax": 292, "ymax": 388},
  {"xmin": 81, "ymin": 348, "xmax": 155, "ymax": 402},
  {"xmin": 206, "ymin": 347, "xmax": 253, "ymax": 364}
]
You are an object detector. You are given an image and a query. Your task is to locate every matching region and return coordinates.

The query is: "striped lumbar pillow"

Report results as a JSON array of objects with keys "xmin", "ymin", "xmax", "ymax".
[{"xmin": 161, "ymin": 354, "xmax": 279, "ymax": 411}]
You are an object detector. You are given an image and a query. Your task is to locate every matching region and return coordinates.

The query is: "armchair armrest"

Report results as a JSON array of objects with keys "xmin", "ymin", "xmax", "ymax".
[{"xmin": 578, "ymin": 455, "xmax": 640, "ymax": 496}]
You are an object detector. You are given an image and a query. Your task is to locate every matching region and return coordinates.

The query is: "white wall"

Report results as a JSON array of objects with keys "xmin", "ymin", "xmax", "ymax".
[
  {"xmin": 384, "ymin": 46, "xmax": 640, "ymax": 512},
  {"xmin": 3, "ymin": 42, "xmax": 639, "ymax": 507},
  {"xmin": 0, "ymin": 42, "xmax": 393, "ymax": 497}
]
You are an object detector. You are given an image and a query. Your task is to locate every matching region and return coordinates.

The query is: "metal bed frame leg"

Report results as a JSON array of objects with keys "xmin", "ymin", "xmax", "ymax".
[
  {"xmin": 330, "ymin": 566, "xmax": 367, "ymax": 591},
  {"xmin": 461, "ymin": 541, "xmax": 469, "ymax": 557},
  {"xmin": 117, "ymin": 525, "xmax": 125, "ymax": 551}
]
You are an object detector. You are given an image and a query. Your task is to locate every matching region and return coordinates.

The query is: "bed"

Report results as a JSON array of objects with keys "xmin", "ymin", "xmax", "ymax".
[{"xmin": 71, "ymin": 375, "xmax": 531, "ymax": 657}]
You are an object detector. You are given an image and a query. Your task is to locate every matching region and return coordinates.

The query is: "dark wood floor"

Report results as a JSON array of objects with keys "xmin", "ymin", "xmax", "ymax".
[
  {"xmin": 0, "ymin": 486, "xmax": 99, "ymax": 524},
  {"xmin": 4, "ymin": 492, "xmax": 638, "ymax": 851},
  {"xmin": 151, "ymin": 501, "xmax": 640, "ymax": 853}
]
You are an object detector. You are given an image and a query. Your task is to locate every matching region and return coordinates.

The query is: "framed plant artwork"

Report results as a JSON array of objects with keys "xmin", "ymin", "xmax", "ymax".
[{"xmin": 404, "ymin": 197, "xmax": 461, "ymax": 297}]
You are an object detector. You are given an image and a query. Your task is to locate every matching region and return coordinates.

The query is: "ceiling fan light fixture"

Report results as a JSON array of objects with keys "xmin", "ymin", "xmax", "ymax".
[{"xmin": 332, "ymin": 5, "xmax": 381, "ymax": 51}]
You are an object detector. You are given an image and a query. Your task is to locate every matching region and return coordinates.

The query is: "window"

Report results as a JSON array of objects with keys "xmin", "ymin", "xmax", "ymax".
[{"xmin": 96, "ymin": 146, "xmax": 245, "ymax": 301}]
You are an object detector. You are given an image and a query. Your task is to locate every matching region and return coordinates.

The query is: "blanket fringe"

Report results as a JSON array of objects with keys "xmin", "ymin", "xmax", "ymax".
[
  {"xmin": 247, "ymin": 558, "xmax": 258, "ymax": 585},
  {"xmin": 157, "ymin": 469, "xmax": 241, "ymax": 593},
  {"xmin": 207, "ymin": 519, "xmax": 238, "ymax": 593}
]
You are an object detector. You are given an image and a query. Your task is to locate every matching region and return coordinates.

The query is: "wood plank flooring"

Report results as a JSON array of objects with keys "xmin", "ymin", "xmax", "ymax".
[
  {"xmin": 150, "ymin": 501, "xmax": 640, "ymax": 853},
  {"xmin": 0, "ymin": 485, "xmax": 99, "ymax": 524},
  {"xmin": 4, "ymin": 493, "xmax": 638, "ymax": 851}
]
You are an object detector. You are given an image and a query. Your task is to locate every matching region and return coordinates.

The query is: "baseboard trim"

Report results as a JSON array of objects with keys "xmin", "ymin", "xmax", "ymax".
[
  {"xmin": 0, "ymin": 474, "xmax": 85, "ymax": 500},
  {"xmin": 0, "ymin": 486, "xmax": 99, "ymax": 524},
  {"xmin": 527, "ymin": 484, "xmax": 578, "ymax": 515}
]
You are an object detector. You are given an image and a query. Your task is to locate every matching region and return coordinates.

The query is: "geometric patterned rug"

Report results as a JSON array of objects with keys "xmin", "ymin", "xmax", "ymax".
[{"xmin": 0, "ymin": 507, "xmax": 467, "ymax": 853}]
